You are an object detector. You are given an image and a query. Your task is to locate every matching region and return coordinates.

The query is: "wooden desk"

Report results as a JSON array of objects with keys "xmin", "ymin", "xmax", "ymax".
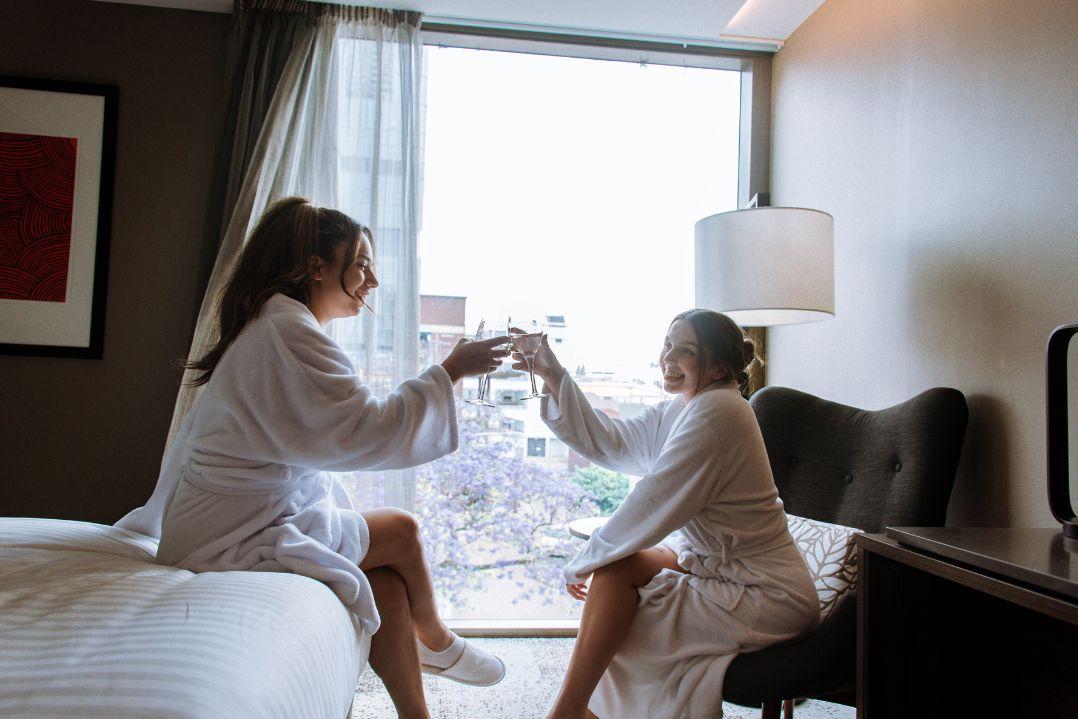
[{"xmin": 856, "ymin": 529, "xmax": 1078, "ymax": 718}]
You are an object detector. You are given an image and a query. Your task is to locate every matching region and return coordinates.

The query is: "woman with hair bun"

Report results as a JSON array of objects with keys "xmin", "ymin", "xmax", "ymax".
[
  {"xmin": 118, "ymin": 197, "xmax": 507, "ymax": 719},
  {"xmin": 516, "ymin": 309, "xmax": 819, "ymax": 719}
]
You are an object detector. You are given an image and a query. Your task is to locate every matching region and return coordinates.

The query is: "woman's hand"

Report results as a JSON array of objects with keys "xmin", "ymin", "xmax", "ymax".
[
  {"xmin": 440, "ymin": 336, "xmax": 510, "ymax": 384},
  {"xmin": 566, "ymin": 581, "xmax": 588, "ymax": 602},
  {"xmin": 510, "ymin": 332, "xmax": 565, "ymax": 384}
]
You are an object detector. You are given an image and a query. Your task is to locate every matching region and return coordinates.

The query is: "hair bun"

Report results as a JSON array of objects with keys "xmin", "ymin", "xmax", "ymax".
[{"xmin": 741, "ymin": 337, "xmax": 757, "ymax": 368}]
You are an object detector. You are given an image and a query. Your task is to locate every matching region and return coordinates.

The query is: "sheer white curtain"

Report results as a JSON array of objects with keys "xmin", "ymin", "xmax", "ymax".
[
  {"xmin": 326, "ymin": 12, "xmax": 425, "ymax": 511},
  {"xmin": 171, "ymin": 6, "xmax": 425, "ymax": 511}
]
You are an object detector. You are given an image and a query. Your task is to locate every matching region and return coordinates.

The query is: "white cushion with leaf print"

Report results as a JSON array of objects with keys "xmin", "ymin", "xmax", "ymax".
[{"xmin": 787, "ymin": 514, "xmax": 863, "ymax": 619}]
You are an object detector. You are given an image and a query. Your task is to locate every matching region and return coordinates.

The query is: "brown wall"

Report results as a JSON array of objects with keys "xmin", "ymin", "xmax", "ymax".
[
  {"xmin": 1, "ymin": 0, "xmax": 230, "ymax": 522},
  {"xmin": 770, "ymin": 0, "xmax": 1078, "ymax": 526}
]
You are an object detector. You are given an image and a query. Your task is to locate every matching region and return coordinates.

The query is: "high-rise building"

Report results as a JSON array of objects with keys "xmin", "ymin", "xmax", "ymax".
[{"xmin": 544, "ymin": 313, "xmax": 576, "ymax": 373}]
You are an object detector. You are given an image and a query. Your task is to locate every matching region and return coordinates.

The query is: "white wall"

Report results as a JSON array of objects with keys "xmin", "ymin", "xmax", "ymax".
[{"xmin": 769, "ymin": 0, "xmax": 1078, "ymax": 527}]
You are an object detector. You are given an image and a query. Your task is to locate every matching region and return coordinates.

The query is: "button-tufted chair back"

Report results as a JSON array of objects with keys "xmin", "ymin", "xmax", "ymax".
[
  {"xmin": 725, "ymin": 386, "xmax": 969, "ymax": 719},
  {"xmin": 749, "ymin": 386, "xmax": 969, "ymax": 533}
]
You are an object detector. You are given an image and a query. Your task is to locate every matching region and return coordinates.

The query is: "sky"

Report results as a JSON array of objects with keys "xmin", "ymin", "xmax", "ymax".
[{"xmin": 418, "ymin": 47, "xmax": 740, "ymax": 380}]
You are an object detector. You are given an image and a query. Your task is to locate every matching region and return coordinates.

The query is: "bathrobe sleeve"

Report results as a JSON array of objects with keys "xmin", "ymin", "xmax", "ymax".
[
  {"xmin": 539, "ymin": 371, "xmax": 670, "ymax": 476},
  {"xmin": 562, "ymin": 405, "xmax": 726, "ymax": 584},
  {"xmin": 254, "ymin": 312, "xmax": 459, "ymax": 473}
]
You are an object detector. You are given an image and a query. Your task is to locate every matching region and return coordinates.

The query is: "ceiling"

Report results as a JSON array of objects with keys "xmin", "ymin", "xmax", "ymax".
[{"xmin": 100, "ymin": 0, "xmax": 827, "ymax": 49}]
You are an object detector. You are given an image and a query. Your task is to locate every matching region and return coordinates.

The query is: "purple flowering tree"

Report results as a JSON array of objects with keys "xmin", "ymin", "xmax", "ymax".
[{"xmin": 415, "ymin": 402, "xmax": 595, "ymax": 607}]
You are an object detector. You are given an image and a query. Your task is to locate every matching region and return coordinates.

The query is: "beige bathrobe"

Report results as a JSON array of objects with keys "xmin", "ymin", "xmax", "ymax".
[
  {"xmin": 542, "ymin": 376, "xmax": 819, "ymax": 719},
  {"xmin": 116, "ymin": 293, "xmax": 458, "ymax": 635}
]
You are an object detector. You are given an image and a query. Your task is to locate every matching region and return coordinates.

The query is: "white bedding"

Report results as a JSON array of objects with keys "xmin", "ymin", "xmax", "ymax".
[{"xmin": 0, "ymin": 518, "xmax": 369, "ymax": 719}]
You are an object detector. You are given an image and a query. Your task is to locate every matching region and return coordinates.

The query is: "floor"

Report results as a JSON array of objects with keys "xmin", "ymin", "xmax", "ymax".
[{"xmin": 352, "ymin": 637, "xmax": 856, "ymax": 719}]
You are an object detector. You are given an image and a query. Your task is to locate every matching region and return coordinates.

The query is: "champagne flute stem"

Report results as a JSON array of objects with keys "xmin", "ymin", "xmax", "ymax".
[{"xmin": 526, "ymin": 357, "xmax": 539, "ymax": 396}]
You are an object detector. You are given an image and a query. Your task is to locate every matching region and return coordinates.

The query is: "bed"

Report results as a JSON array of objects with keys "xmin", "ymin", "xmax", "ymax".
[{"xmin": 0, "ymin": 518, "xmax": 370, "ymax": 719}]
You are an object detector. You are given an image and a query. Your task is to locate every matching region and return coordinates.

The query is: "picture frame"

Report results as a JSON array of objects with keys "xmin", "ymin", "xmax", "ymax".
[{"xmin": 0, "ymin": 75, "xmax": 117, "ymax": 358}]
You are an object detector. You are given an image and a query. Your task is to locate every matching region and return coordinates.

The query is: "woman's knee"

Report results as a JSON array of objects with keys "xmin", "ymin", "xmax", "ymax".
[
  {"xmin": 596, "ymin": 547, "xmax": 675, "ymax": 588},
  {"xmin": 372, "ymin": 508, "xmax": 423, "ymax": 549},
  {"xmin": 360, "ymin": 508, "xmax": 427, "ymax": 571},
  {"xmin": 594, "ymin": 553, "xmax": 646, "ymax": 587},
  {"xmin": 391, "ymin": 508, "xmax": 421, "ymax": 542}
]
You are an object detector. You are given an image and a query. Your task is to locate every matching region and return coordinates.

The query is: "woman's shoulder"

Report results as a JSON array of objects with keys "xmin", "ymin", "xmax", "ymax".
[
  {"xmin": 686, "ymin": 386, "xmax": 756, "ymax": 426},
  {"xmin": 692, "ymin": 384, "xmax": 747, "ymax": 408},
  {"xmin": 260, "ymin": 293, "xmax": 340, "ymax": 345},
  {"xmin": 262, "ymin": 292, "xmax": 319, "ymax": 327},
  {"xmin": 234, "ymin": 293, "xmax": 352, "ymax": 371},
  {"xmin": 654, "ymin": 395, "xmax": 686, "ymax": 417}
]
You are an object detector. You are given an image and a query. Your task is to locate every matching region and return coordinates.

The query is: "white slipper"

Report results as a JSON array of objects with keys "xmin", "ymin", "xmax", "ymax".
[{"xmin": 418, "ymin": 634, "xmax": 506, "ymax": 687}]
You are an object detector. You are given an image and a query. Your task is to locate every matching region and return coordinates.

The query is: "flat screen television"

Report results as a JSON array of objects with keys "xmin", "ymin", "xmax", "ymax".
[{"xmin": 1047, "ymin": 323, "xmax": 1078, "ymax": 537}]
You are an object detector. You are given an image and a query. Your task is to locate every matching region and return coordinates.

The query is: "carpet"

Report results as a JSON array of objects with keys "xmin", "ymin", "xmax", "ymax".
[{"xmin": 352, "ymin": 638, "xmax": 855, "ymax": 718}]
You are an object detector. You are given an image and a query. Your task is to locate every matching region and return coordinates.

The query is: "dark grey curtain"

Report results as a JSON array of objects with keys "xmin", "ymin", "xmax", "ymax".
[
  {"xmin": 194, "ymin": 1, "xmax": 423, "ymax": 308},
  {"xmin": 219, "ymin": 1, "xmax": 326, "ymax": 225},
  {"xmin": 193, "ymin": 1, "xmax": 318, "ymax": 307}
]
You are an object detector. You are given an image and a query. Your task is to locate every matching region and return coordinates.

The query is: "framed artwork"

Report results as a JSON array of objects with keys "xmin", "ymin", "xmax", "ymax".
[{"xmin": 0, "ymin": 75, "xmax": 117, "ymax": 358}]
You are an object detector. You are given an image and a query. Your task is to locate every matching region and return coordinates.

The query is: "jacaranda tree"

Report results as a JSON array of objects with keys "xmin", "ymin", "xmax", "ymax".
[{"xmin": 415, "ymin": 401, "xmax": 596, "ymax": 608}]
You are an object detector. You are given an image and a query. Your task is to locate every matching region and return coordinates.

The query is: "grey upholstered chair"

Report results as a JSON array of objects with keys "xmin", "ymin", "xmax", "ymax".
[{"xmin": 723, "ymin": 386, "xmax": 969, "ymax": 719}]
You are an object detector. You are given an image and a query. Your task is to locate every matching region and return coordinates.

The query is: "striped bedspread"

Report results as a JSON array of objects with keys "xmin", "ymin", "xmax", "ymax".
[{"xmin": 0, "ymin": 518, "xmax": 369, "ymax": 719}]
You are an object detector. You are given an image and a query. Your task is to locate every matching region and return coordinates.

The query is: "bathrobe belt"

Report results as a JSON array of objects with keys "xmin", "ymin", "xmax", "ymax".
[
  {"xmin": 183, "ymin": 462, "xmax": 319, "ymax": 496},
  {"xmin": 671, "ymin": 531, "xmax": 798, "ymax": 579}
]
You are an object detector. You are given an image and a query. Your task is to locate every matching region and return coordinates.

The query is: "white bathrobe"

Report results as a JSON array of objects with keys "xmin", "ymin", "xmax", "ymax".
[
  {"xmin": 542, "ymin": 375, "xmax": 819, "ymax": 719},
  {"xmin": 116, "ymin": 293, "xmax": 458, "ymax": 635}
]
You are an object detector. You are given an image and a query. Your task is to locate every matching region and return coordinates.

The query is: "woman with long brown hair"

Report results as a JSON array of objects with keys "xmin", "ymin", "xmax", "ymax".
[
  {"xmin": 118, "ymin": 197, "xmax": 507, "ymax": 718},
  {"xmin": 515, "ymin": 309, "xmax": 819, "ymax": 719}
]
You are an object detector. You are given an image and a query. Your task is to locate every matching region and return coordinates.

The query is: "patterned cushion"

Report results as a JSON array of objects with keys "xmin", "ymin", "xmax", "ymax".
[{"xmin": 787, "ymin": 514, "xmax": 863, "ymax": 618}]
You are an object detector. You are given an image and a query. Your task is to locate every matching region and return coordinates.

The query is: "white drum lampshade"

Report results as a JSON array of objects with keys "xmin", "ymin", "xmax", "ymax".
[{"xmin": 694, "ymin": 207, "xmax": 834, "ymax": 326}]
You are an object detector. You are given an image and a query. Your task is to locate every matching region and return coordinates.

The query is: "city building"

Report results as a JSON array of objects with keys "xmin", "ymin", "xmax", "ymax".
[
  {"xmin": 419, "ymin": 294, "xmax": 467, "ymax": 396},
  {"xmin": 455, "ymin": 308, "xmax": 667, "ymax": 475}
]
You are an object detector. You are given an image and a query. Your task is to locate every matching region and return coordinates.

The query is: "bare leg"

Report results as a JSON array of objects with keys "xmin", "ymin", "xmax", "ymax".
[
  {"xmin": 366, "ymin": 567, "xmax": 429, "ymax": 719},
  {"xmin": 360, "ymin": 508, "xmax": 453, "ymax": 651},
  {"xmin": 547, "ymin": 546, "xmax": 685, "ymax": 719}
]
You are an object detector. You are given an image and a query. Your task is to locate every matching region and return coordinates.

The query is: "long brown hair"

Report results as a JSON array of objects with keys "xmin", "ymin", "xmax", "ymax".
[
  {"xmin": 183, "ymin": 196, "xmax": 372, "ymax": 386},
  {"xmin": 672, "ymin": 309, "xmax": 762, "ymax": 398}
]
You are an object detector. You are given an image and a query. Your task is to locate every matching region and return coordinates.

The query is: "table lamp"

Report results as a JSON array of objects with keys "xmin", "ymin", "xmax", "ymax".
[{"xmin": 694, "ymin": 198, "xmax": 834, "ymax": 388}]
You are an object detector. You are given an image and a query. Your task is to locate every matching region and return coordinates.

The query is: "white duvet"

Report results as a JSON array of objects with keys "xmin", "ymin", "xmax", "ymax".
[{"xmin": 0, "ymin": 518, "xmax": 368, "ymax": 719}]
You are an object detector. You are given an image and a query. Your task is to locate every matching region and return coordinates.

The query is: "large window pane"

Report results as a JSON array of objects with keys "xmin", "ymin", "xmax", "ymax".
[{"xmin": 417, "ymin": 47, "xmax": 740, "ymax": 621}]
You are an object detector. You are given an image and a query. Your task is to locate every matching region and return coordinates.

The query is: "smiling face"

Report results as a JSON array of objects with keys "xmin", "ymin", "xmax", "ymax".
[
  {"xmin": 306, "ymin": 233, "xmax": 378, "ymax": 325},
  {"xmin": 659, "ymin": 319, "xmax": 728, "ymax": 399}
]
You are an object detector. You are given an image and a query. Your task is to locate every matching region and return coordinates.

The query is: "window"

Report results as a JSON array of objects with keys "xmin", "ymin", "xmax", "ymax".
[
  {"xmin": 499, "ymin": 389, "xmax": 526, "ymax": 405},
  {"xmin": 414, "ymin": 45, "xmax": 741, "ymax": 623},
  {"xmin": 527, "ymin": 437, "xmax": 547, "ymax": 457}
]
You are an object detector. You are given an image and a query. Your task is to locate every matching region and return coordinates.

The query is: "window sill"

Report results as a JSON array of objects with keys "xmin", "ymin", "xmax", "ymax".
[{"xmin": 447, "ymin": 618, "xmax": 579, "ymax": 638}]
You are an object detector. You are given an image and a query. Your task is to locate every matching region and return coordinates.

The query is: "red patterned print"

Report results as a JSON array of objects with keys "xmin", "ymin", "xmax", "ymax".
[{"xmin": 0, "ymin": 132, "xmax": 77, "ymax": 302}]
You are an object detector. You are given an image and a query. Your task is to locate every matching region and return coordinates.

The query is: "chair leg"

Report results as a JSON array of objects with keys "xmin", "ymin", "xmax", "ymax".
[
  {"xmin": 761, "ymin": 700, "xmax": 781, "ymax": 719},
  {"xmin": 783, "ymin": 698, "xmax": 795, "ymax": 718}
]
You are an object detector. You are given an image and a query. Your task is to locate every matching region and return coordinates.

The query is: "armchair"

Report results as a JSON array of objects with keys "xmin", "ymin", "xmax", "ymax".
[{"xmin": 723, "ymin": 385, "xmax": 969, "ymax": 719}]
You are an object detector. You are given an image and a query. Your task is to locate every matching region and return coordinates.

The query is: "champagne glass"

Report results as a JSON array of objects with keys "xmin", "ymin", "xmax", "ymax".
[
  {"xmin": 465, "ymin": 321, "xmax": 498, "ymax": 407},
  {"xmin": 511, "ymin": 319, "xmax": 545, "ymax": 400}
]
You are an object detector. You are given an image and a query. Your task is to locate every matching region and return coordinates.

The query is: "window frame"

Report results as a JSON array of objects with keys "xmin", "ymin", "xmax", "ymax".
[{"xmin": 418, "ymin": 23, "xmax": 774, "ymax": 637}]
